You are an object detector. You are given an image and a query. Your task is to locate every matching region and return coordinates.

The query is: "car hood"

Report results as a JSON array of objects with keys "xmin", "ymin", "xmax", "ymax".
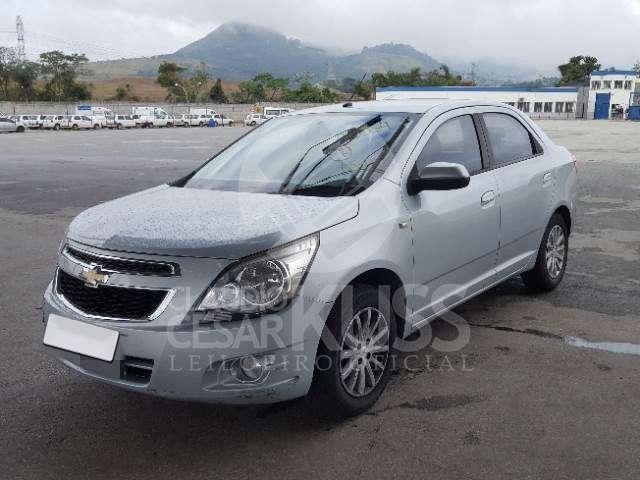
[{"xmin": 67, "ymin": 185, "xmax": 358, "ymax": 259}]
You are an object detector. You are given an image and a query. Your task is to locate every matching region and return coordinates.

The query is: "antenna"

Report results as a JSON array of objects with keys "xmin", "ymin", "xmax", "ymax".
[{"xmin": 16, "ymin": 16, "xmax": 26, "ymax": 62}]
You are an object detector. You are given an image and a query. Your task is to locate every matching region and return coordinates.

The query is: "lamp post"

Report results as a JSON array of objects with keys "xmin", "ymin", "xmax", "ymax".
[{"xmin": 175, "ymin": 82, "xmax": 189, "ymax": 103}]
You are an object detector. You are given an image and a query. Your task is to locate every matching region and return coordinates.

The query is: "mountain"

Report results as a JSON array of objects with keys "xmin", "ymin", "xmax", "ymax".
[
  {"xmin": 86, "ymin": 22, "xmax": 445, "ymax": 81},
  {"xmin": 85, "ymin": 22, "xmax": 535, "ymax": 84},
  {"xmin": 173, "ymin": 22, "xmax": 330, "ymax": 80},
  {"xmin": 332, "ymin": 43, "xmax": 441, "ymax": 79}
]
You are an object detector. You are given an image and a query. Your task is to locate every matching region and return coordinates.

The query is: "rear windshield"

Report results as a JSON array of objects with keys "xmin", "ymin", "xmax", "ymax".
[{"xmin": 185, "ymin": 112, "xmax": 419, "ymax": 197}]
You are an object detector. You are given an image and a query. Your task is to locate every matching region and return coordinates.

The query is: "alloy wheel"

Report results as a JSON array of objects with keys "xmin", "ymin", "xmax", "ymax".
[
  {"xmin": 339, "ymin": 307, "xmax": 390, "ymax": 397},
  {"xmin": 545, "ymin": 224, "xmax": 566, "ymax": 279}
]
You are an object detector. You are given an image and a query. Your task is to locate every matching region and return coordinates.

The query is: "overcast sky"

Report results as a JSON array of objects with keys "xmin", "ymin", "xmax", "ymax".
[{"xmin": 2, "ymin": 0, "xmax": 640, "ymax": 76}]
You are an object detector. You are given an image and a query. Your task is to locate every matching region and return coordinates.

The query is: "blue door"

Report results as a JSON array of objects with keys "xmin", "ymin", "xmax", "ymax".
[{"xmin": 594, "ymin": 93, "xmax": 611, "ymax": 119}]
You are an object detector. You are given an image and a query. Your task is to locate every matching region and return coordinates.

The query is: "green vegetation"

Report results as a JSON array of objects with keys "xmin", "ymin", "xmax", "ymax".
[
  {"xmin": 556, "ymin": 56, "xmax": 601, "ymax": 86},
  {"xmin": 229, "ymin": 73, "xmax": 339, "ymax": 103},
  {"xmin": 0, "ymin": 47, "xmax": 93, "ymax": 101},
  {"xmin": 156, "ymin": 61, "xmax": 211, "ymax": 102},
  {"xmin": 111, "ymin": 83, "xmax": 140, "ymax": 101},
  {"xmin": 370, "ymin": 65, "xmax": 473, "ymax": 88},
  {"xmin": 208, "ymin": 78, "xmax": 228, "ymax": 103}
]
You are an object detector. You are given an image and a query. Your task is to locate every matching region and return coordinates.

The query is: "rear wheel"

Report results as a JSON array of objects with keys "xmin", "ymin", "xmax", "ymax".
[
  {"xmin": 16, "ymin": 125, "xmax": 25, "ymax": 133},
  {"xmin": 72, "ymin": 124, "xmax": 78, "ymax": 130},
  {"xmin": 522, "ymin": 213, "xmax": 569, "ymax": 291},
  {"xmin": 228, "ymin": 121, "xmax": 234, "ymax": 127},
  {"xmin": 53, "ymin": 124, "xmax": 60, "ymax": 131},
  {"xmin": 93, "ymin": 124, "xmax": 100, "ymax": 130},
  {"xmin": 313, "ymin": 284, "xmax": 396, "ymax": 417}
]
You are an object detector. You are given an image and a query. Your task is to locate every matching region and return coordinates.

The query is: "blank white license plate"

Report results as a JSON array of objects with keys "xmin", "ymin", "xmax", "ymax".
[{"xmin": 44, "ymin": 314, "xmax": 119, "ymax": 362}]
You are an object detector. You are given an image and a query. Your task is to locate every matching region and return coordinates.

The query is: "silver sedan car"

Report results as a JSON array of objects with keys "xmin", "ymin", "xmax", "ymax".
[
  {"xmin": 0, "ymin": 116, "xmax": 20, "ymax": 133},
  {"xmin": 42, "ymin": 100, "xmax": 577, "ymax": 415}
]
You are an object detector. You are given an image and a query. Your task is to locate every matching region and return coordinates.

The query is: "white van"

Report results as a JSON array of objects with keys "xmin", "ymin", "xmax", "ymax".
[
  {"xmin": 131, "ymin": 107, "xmax": 171, "ymax": 128},
  {"xmin": 263, "ymin": 107, "xmax": 294, "ymax": 119},
  {"xmin": 76, "ymin": 105, "xmax": 113, "ymax": 129}
]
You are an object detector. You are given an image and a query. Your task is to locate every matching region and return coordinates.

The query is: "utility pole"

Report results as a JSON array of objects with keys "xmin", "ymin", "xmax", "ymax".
[{"xmin": 16, "ymin": 16, "xmax": 26, "ymax": 62}]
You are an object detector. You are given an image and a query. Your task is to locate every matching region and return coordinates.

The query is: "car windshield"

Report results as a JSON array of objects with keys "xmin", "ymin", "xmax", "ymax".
[{"xmin": 185, "ymin": 112, "xmax": 418, "ymax": 196}]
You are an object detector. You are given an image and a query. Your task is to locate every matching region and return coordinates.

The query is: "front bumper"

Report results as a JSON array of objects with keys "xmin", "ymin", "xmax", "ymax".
[{"xmin": 42, "ymin": 244, "xmax": 333, "ymax": 405}]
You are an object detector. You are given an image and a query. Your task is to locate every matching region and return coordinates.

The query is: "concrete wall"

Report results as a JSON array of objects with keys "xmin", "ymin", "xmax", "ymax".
[{"xmin": 0, "ymin": 102, "xmax": 327, "ymax": 122}]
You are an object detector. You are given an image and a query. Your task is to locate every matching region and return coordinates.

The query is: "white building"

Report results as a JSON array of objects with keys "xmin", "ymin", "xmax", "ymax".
[
  {"xmin": 375, "ymin": 86, "xmax": 579, "ymax": 118},
  {"xmin": 588, "ymin": 70, "xmax": 638, "ymax": 119}
]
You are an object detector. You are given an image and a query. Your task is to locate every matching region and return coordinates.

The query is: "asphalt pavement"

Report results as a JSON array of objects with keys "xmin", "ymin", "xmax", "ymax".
[{"xmin": 1, "ymin": 121, "xmax": 639, "ymax": 479}]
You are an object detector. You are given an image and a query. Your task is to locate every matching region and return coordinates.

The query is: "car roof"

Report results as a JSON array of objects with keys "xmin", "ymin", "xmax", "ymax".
[{"xmin": 290, "ymin": 99, "xmax": 511, "ymax": 115}]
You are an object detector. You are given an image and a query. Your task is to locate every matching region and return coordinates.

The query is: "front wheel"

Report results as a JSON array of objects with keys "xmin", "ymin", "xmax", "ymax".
[
  {"xmin": 53, "ymin": 124, "xmax": 60, "ymax": 131},
  {"xmin": 16, "ymin": 125, "xmax": 25, "ymax": 133},
  {"xmin": 93, "ymin": 124, "xmax": 100, "ymax": 130},
  {"xmin": 228, "ymin": 121, "xmax": 234, "ymax": 127},
  {"xmin": 522, "ymin": 213, "xmax": 569, "ymax": 291},
  {"xmin": 313, "ymin": 284, "xmax": 396, "ymax": 417}
]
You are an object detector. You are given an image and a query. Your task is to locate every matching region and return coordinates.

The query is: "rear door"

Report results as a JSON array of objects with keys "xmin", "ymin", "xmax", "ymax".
[
  {"xmin": 478, "ymin": 109, "xmax": 553, "ymax": 279},
  {"xmin": 404, "ymin": 108, "xmax": 500, "ymax": 325}
]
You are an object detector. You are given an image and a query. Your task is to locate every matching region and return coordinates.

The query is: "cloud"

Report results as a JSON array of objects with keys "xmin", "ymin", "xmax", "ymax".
[{"xmin": 3, "ymin": 0, "xmax": 639, "ymax": 76}]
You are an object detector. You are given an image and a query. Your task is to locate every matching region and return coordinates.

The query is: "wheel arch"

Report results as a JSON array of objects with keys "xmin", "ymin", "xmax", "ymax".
[
  {"xmin": 552, "ymin": 204, "xmax": 572, "ymax": 235},
  {"xmin": 339, "ymin": 267, "xmax": 410, "ymax": 338}
]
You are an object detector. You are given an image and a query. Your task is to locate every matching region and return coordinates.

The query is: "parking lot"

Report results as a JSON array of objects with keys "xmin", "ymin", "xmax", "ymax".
[{"xmin": 1, "ymin": 120, "xmax": 639, "ymax": 479}]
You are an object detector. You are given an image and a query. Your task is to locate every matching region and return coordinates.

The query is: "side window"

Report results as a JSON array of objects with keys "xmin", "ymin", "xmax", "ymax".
[
  {"xmin": 415, "ymin": 115, "xmax": 483, "ymax": 174},
  {"xmin": 483, "ymin": 113, "xmax": 535, "ymax": 166}
]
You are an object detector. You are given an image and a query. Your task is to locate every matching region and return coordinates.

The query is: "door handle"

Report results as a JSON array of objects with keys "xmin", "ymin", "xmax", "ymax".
[
  {"xmin": 481, "ymin": 190, "xmax": 495, "ymax": 207},
  {"xmin": 543, "ymin": 172, "xmax": 553, "ymax": 186}
]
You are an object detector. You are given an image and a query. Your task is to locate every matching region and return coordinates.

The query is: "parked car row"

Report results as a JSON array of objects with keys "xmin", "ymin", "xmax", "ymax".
[{"xmin": 1, "ymin": 106, "xmax": 295, "ymax": 133}]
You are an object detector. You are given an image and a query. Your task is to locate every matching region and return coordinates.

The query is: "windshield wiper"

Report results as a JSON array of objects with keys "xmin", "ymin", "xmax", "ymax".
[
  {"xmin": 321, "ymin": 115, "xmax": 381, "ymax": 156},
  {"xmin": 281, "ymin": 115, "xmax": 383, "ymax": 195}
]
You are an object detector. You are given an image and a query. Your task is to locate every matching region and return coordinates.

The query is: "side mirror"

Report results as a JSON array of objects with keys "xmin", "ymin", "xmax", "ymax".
[{"xmin": 408, "ymin": 162, "xmax": 471, "ymax": 194}]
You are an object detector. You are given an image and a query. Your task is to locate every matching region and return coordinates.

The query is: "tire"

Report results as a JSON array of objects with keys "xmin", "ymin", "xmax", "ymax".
[
  {"xmin": 94, "ymin": 124, "xmax": 100, "ymax": 130},
  {"xmin": 312, "ymin": 284, "xmax": 396, "ymax": 417},
  {"xmin": 228, "ymin": 121, "xmax": 234, "ymax": 127},
  {"xmin": 167, "ymin": 122, "xmax": 173, "ymax": 128},
  {"xmin": 53, "ymin": 124, "xmax": 60, "ymax": 131},
  {"xmin": 72, "ymin": 124, "xmax": 78, "ymax": 130},
  {"xmin": 116, "ymin": 123, "xmax": 122, "ymax": 130},
  {"xmin": 17, "ymin": 125, "xmax": 25, "ymax": 133},
  {"xmin": 199, "ymin": 122, "xmax": 204, "ymax": 127},
  {"xmin": 250, "ymin": 121, "xmax": 256, "ymax": 126},
  {"xmin": 522, "ymin": 213, "xmax": 569, "ymax": 291}
]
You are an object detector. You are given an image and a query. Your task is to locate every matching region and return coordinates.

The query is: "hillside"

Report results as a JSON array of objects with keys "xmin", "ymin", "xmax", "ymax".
[{"xmin": 85, "ymin": 22, "xmax": 446, "ymax": 82}]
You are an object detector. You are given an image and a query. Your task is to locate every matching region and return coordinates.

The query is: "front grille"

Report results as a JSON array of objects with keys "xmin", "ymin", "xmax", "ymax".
[
  {"xmin": 65, "ymin": 246, "xmax": 178, "ymax": 277},
  {"xmin": 57, "ymin": 270, "xmax": 168, "ymax": 320}
]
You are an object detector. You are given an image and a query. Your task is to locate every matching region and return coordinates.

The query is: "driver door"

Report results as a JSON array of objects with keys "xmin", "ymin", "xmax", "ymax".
[{"xmin": 404, "ymin": 109, "xmax": 500, "ymax": 327}]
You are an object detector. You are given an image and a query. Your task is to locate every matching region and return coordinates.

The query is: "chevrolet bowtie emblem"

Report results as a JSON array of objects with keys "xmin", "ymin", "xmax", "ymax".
[{"xmin": 80, "ymin": 265, "xmax": 110, "ymax": 288}]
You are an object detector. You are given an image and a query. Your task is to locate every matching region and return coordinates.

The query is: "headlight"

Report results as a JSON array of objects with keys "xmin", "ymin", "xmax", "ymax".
[{"xmin": 197, "ymin": 234, "xmax": 319, "ymax": 315}]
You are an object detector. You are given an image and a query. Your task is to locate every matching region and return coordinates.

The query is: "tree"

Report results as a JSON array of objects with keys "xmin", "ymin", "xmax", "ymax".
[
  {"xmin": 371, "ymin": 65, "xmax": 473, "ymax": 89},
  {"xmin": 556, "ymin": 56, "xmax": 601, "ymax": 86},
  {"xmin": 252, "ymin": 72, "xmax": 290, "ymax": 100},
  {"xmin": 156, "ymin": 61, "xmax": 187, "ymax": 101},
  {"xmin": 187, "ymin": 63, "xmax": 209, "ymax": 102},
  {"xmin": 208, "ymin": 78, "xmax": 228, "ymax": 103},
  {"xmin": 231, "ymin": 77, "xmax": 267, "ymax": 103},
  {"xmin": 12, "ymin": 61, "xmax": 39, "ymax": 101},
  {"xmin": 39, "ymin": 50, "xmax": 92, "ymax": 101},
  {"xmin": 0, "ymin": 47, "xmax": 18, "ymax": 100},
  {"xmin": 112, "ymin": 83, "xmax": 140, "ymax": 101}
]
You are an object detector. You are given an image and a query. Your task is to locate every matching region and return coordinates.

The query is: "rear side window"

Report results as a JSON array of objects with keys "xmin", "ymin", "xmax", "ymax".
[
  {"xmin": 483, "ymin": 113, "xmax": 535, "ymax": 166},
  {"xmin": 416, "ymin": 115, "xmax": 483, "ymax": 174}
]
